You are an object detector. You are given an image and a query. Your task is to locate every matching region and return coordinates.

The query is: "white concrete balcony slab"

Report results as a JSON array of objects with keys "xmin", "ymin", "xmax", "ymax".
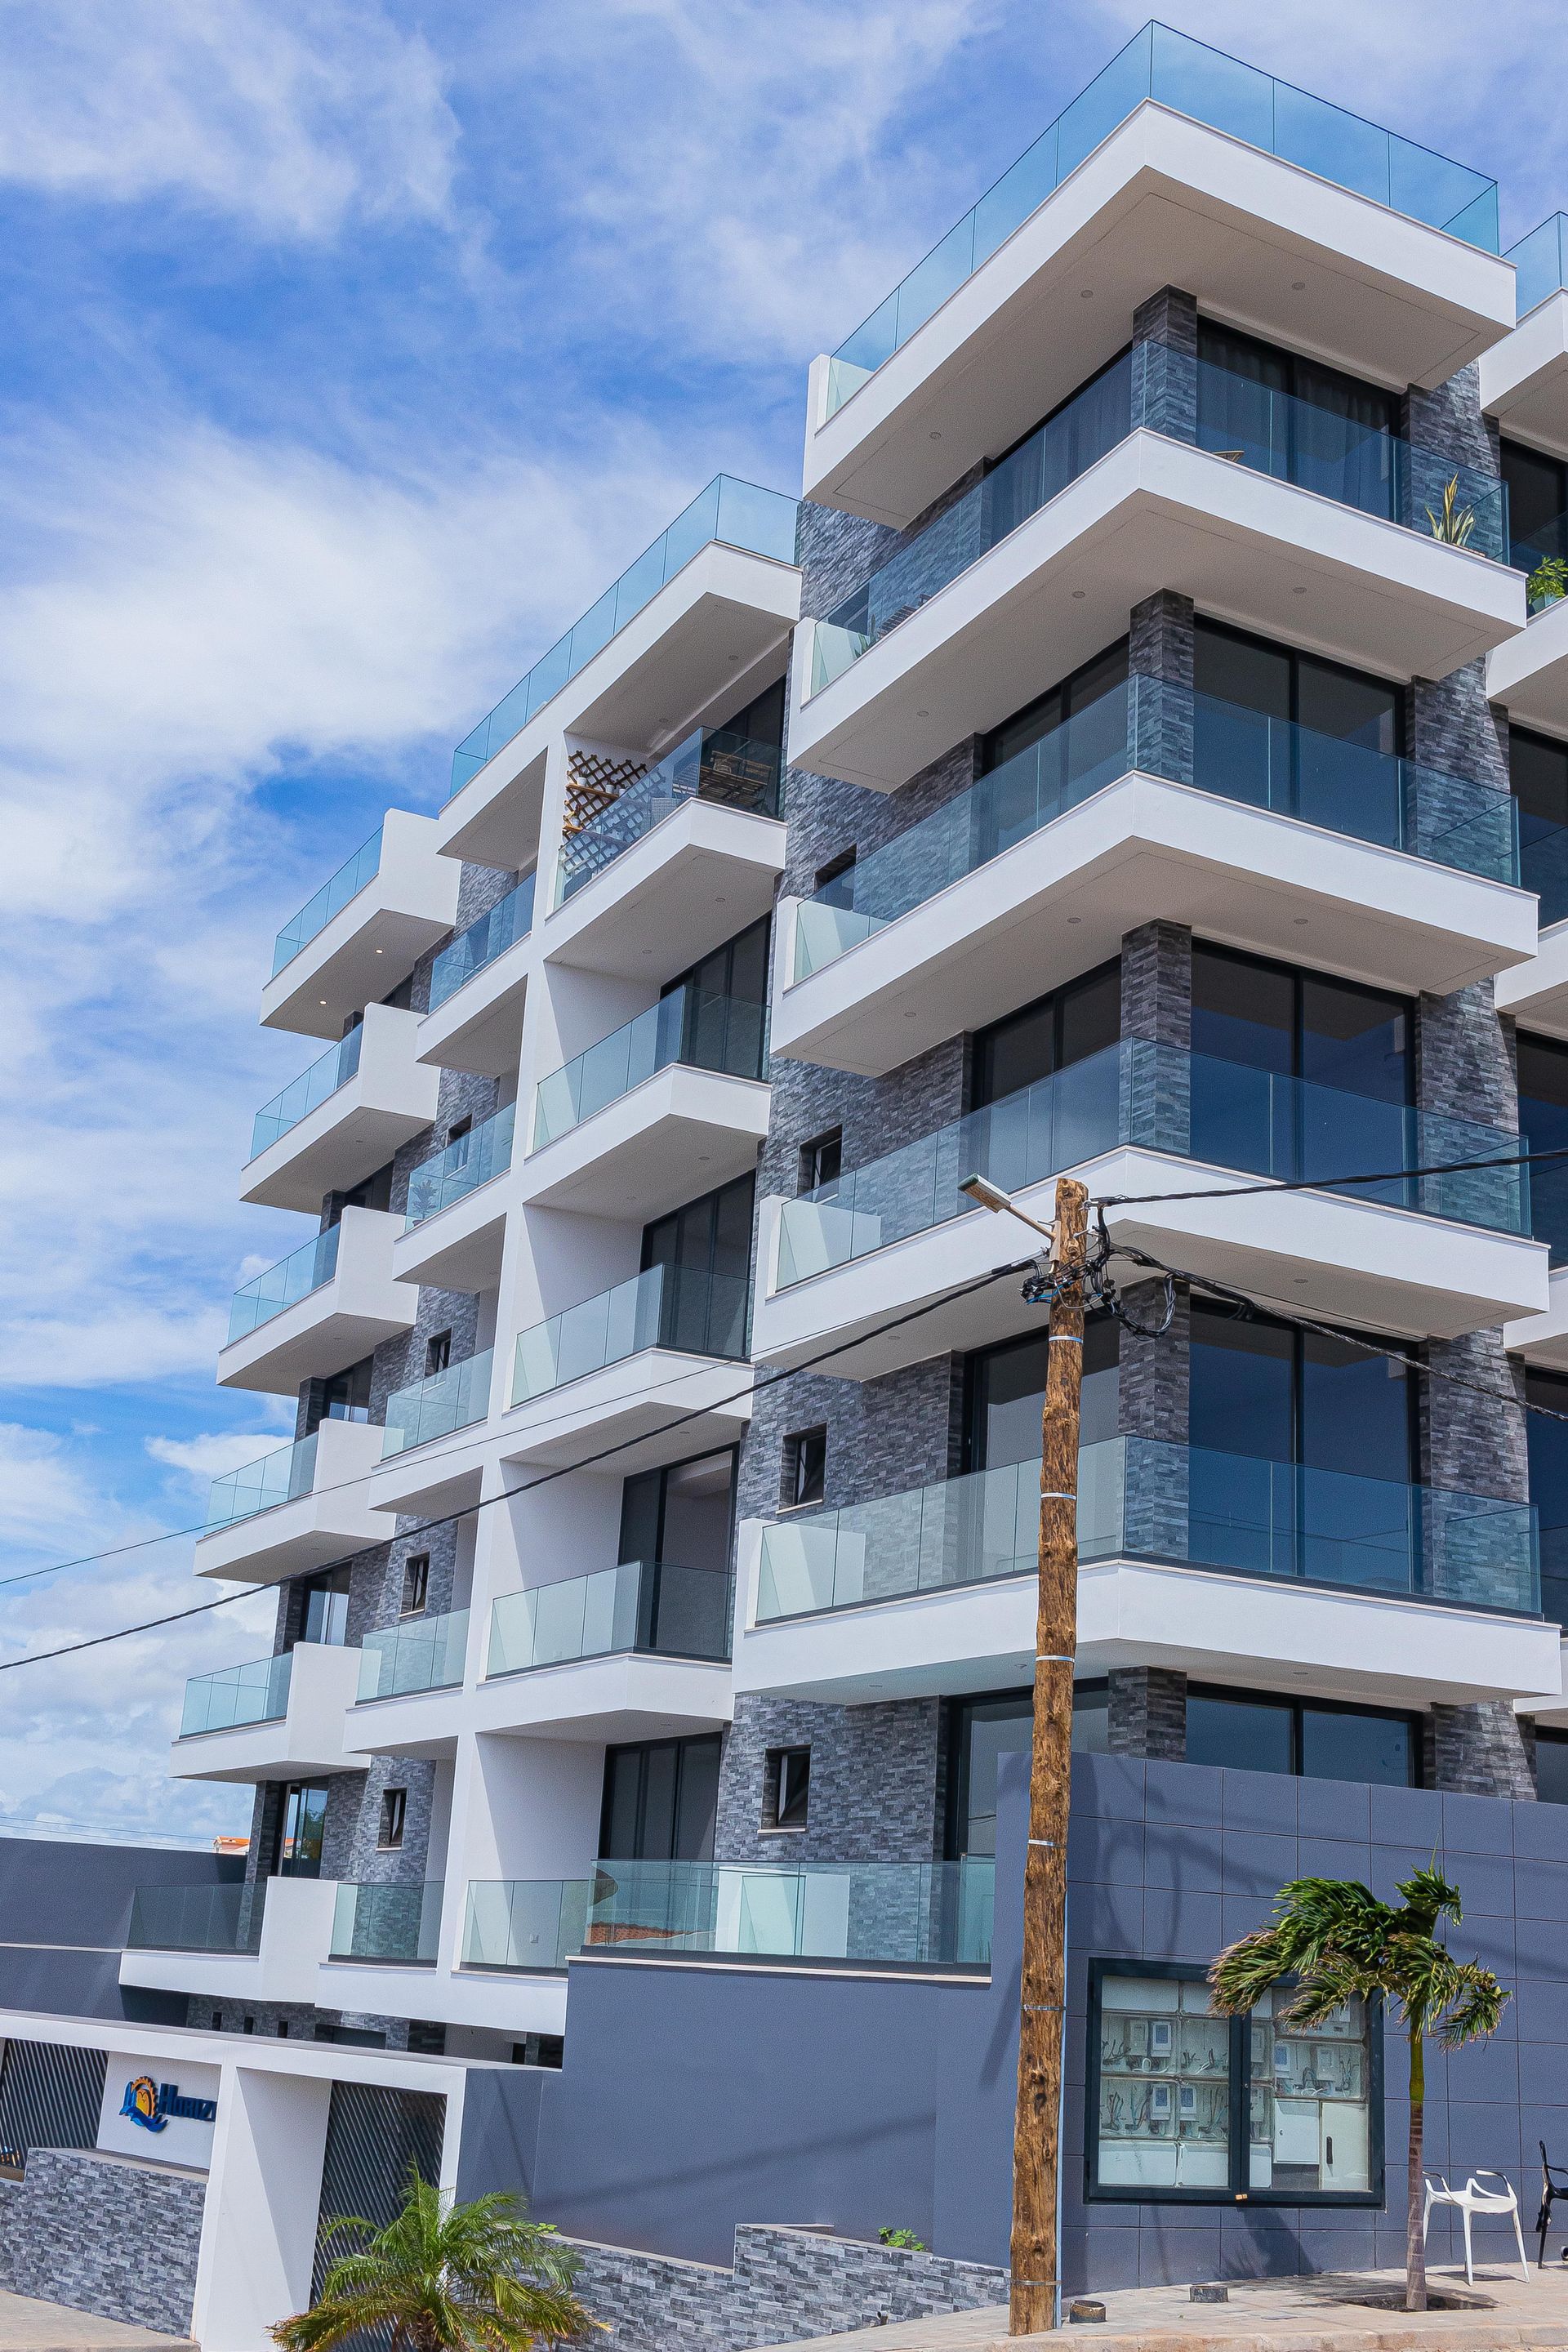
[
  {"xmin": 1481, "ymin": 292, "xmax": 1568, "ymax": 458},
  {"xmin": 755, "ymin": 1134, "xmax": 1548, "ymax": 1384},
  {"xmin": 118, "ymin": 1873, "xmax": 336, "ymax": 2008},
  {"xmin": 1490, "ymin": 599, "xmax": 1568, "ymax": 737},
  {"xmin": 1505, "ymin": 1265, "xmax": 1568, "ymax": 1368},
  {"xmin": 394, "ymin": 1108, "xmax": 516, "ymax": 1294},
  {"xmin": 169, "ymin": 1642, "xmax": 362, "ymax": 1784},
  {"xmin": 416, "ymin": 875, "xmax": 536, "ymax": 1079},
  {"xmin": 219, "ymin": 1209, "xmax": 414, "ymax": 1396},
  {"xmin": 317, "ymin": 1956, "xmax": 568, "ymax": 2038},
  {"xmin": 808, "ymin": 81, "xmax": 1511, "ymax": 528},
  {"xmin": 791, "ymin": 431, "xmax": 1524, "ymax": 795},
  {"xmin": 499, "ymin": 1349, "xmax": 753, "ymax": 1474},
  {"xmin": 367, "ymin": 1355, "xmax": 496, "ymax": 1522},
  {"xmin": 773, "ymin": 772, "xmax": 1534, "ymax": 1080},
  {"xmin": 262, "ymin": 812, "xmax": 461, "ymax": 1041},
  {"xmin": 1495, "ymin": 916, "xmax": 1568, "ymax": 1039},
  {"xmin": 472, "ymin": 1649, "xmax": 734, "ymax": 1744},
  {"xmin": 520, "ymin": 1064, "xmax": 769, "ymax": 1220},
  {"xmin": 241, "ymin": 1004, "xmax": 439, "ymax": 1214},
  {"xmin": 544, "ymin": 797, "xmax": 785, "ymax": 989},
  {"xmin": 194, "ymin": 1418, "xmax": 386, "ymax": 1585},
  {"xmin": 442, "ymin": 511, "xmax": 800, "ymax": 873}
]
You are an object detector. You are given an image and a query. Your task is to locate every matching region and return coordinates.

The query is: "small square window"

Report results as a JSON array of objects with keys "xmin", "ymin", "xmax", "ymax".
[
  {"xmin": 448, "ymin": 1116, "xmax": 472, "ymax": 1144},
  {"xmin": 763, "ymin": 1744, "xmax": 810, "ymax": 1832},
  {"xmin": 276, "ymin": 2021, "xmax": 289, "ymax": 2038},
  {"xmin": 400, "ymin": 1553, "xmax": 430, "ymax": 1616},
  {"xmin": 378, "ymin": 1787, "xmax": 408, "ymax": 1851},
  {"xmin": 782, "ymin": 1428, "xmax": 826, "ymax": 1511},
  {"xmin": 798, "ymin": 1131, "xmax": 841, "ymax": 1199},
  {"xmin": 425, "ymin": 1330, "xmax": 452, "ymax": 1378}
]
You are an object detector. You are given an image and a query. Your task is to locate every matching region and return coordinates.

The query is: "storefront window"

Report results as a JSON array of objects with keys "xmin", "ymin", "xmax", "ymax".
[{"xmin": 1088, "ymin": 1960, "xmax": 1379, "ymax": 2204}]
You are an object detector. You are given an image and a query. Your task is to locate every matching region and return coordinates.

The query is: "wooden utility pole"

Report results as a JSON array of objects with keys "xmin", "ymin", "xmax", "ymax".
[{"xmin": 1009, "ymin": 1174, "xmax": 1089, "ymax": 2337}]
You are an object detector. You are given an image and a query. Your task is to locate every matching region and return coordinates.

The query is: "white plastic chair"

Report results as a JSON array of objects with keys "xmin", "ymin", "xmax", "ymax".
[{"xmin": 1423, "ymin": 2171, "xmax": 1530, "ymax": 2284}]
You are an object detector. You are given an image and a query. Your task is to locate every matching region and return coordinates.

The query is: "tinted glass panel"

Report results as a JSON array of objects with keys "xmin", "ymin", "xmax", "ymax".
[
  {"xmin": 1192, "ymin": 944, "xmax": 1294, "ymax": 1075},
  {"xmin": 656, "ymin": 1451, "xmax": 735, "ymax": 1574},
  {"xmin": 1537, "ymin": 1731, "xmax": 1568, "ymax": 1805},
  {"xmin": 967, "ymin": 1314, "xmax": 1119, "ymax": 1469},
  {"xmin": 1186, "ymin": 1691, "xmax": 1294, "ymax": 1775},
  {"xmin": 1518, "ymin": 1032, "xmax": 1568, "ymax": 1265},
  {"xmin": 601, "ymin": 1748, "xmax": 641, "ymax": 1858},
  {"xmin": 1526, "ymin": 1365, "xmax": 1568, "ymax": 1633},
  {"xmin": 948, "ymin": 1694, "xmax": 1032, "ymax": 1858},
  {"xmin": 1299, "ymin": 1706, "xmax": 1414, "ymax": 1786},
  {"xmin": 1195, "ymin": 621, "xmax": 1290, "ymax": 720},
  {"xmin": 1190, "ymin": 1303, "xmax": 1294, "ymax": 1462},
  {"xmin": 1503, "ymin": 441, "xmax": 1568, "ymax": 557},
  {"xmin": 973, "ymin": 960, "xmax": 1120, "ymax": 1105},
  {"xmin": 673, "ymin": 1736, "xmax": 720, "ymax": 1859},
  {"xmin": 1299, "ymin": 1330, "xmax": 1411, "ymax": 1483},
  {"xmin": 1299, "ymin": 975, "xmax": 1408, "ymax": 1103}
]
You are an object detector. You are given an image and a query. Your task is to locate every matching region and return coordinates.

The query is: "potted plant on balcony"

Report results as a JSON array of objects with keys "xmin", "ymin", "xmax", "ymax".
[
  {"xmin": 1529, "ymin": 556, "xmax": 1568, "ymax": 611},
  {"xmin": 1209, "ymin": 1867, "xmax": 1508, "ymax": 2313},
  {"xmin": 270, "ymin": 2174, "xmax": 597, "ymax": 2352}
]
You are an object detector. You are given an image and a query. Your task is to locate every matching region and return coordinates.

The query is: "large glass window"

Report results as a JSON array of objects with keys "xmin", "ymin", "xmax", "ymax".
[
  {"xmin": 976, "ymin": 642, "xmax": 1131, "ymax": 853},
  {"xmin": 1517, "ymin": 1031, "xmax": 1568, "ymax": 1264},
  {"xmin": 1186, "ymin": 1686, "xmax": 1419, "ymax": 1787},
  {"xmin": 641, "ymin": 1172, "xmax": 754, "ymax": 1360},
  {"xmin": 660, "ymin": 915, "xmax": 770, "ymax": 1082},
  {"xmin": 296, "ymin": 1566, "xmax": 350, "ymax": 1649},
  {"xmin": 1196, "ymin": 323, "xmax": 1397, "ymax": 521},
  {"xmin": 972, "ymin": 960, "xmax": 1120, "ymax": 1111},
  {"xmin": 1536, "ymin": 1727, "xmax": 1568, "ymax": 1805},
  {"xmin": 273, "ymin": 1782, "xmax": 329, "ymax": 1878},
  {"xmin": 618, "ymin": 1447, "xmax": 735, "ymax": 1575},
  {"xmin": 1089, "ymin": 1960, "xmax": 1379, "ymax": 2204},
  {"xmin": 1192, "ymin": 619, "xmax": 1404, "ymax": 843},
  {"xmin": 1526, "ymin": 1365, "xmax": 1568, "ymax": 1633},
  {"xmin": 964, "ymin": 1315, "xmax": 1120, "ymax": 1472},
  {"xmin": 945, "ymin": 1692, "xmax": 1032, "ymax": 1859},
  {"xmin": 305, "ymin": 1356, "xmax": 372, "ymax": 1434},
  {"xmin": 1508, "ymin": 726, "xmax": 1568, "ymax": 924},
  {"xmin": 599, "ymin": 1734, "xmax": 721, "ymax": 1861},
  {"xmin": 1503, "ymin": 439, "xmax": 1568, "ymax": 580}
]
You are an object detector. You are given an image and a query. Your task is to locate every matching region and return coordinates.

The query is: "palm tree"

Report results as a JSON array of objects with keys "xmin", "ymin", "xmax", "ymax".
[
  {"xmin": 1209, "ymin": 1867, "xmax": 1508, "ymax": 2313},
  {"xmin": 270, "ymin": 2173, "xmax": 596, "ymax": 2352}
]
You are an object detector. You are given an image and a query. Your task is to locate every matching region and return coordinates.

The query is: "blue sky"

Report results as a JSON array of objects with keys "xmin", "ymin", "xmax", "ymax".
[{"xmin": 2, "ymin": 0, "xmax": 1565, "ymax": 1845}]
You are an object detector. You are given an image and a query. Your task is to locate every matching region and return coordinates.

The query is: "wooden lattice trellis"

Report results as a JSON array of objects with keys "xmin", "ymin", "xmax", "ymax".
[{"xmin": 564, "ymin": 747, "xmax": 647, "ymax": 835}]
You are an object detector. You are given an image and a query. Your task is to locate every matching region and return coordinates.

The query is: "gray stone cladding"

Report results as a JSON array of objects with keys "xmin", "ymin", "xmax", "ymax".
[
  {"xmin": 565, "ymin": 2222, "xmax": 1006, "ymax": 2352},
  {"xmin": 1107, "ymin": 1668, "xmax": 1187, "ymax": 1761},
  {"xmin": 1424, "ymin": 1702, "xmax": 1537, "ymax": 1799},
  {"xmin": 1130, "ymin": 286, "xmax": 1198, "ymax": 443},
  {"xmin": 183, "ymin": 1995, "xmax": 421, "ymax": 2046},
  {"xmin": 715, "ymin": 1696, "xmax": 947, "ymax": 1867},
  {"xmin": 1129, "ymin": 588, "xmax": 1194, "ymax": 784},
  {"xmin": 0, "ymin": 2148, "xmax": 204, "ymax": 2335}
]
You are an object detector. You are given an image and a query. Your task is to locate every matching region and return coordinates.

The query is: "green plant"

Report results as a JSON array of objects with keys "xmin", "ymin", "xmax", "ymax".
[
  {"xmin": 1426, "ymin": 475, "xmax": 1477, "ymax": 546},
  {"xmin": 877, "ymin": 2226, "xmax": 927, "ymax": 2251},
  {"xmin": 270, "ymin": 2173, "xmax": 595, "ymax": 2352},
  {"xmin": 1209, "ymin": 1869, "xmax": 1508, "ymax": 2314},
  {"xmin": 1530, "ymin": 555, "xmax": 1568, "ymax": 608}
]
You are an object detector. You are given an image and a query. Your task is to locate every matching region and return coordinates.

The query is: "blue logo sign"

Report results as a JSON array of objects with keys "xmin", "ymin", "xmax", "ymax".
[{"xmin": 118, "ymin": 2077, "xmax": 216, "ymax": 2133}]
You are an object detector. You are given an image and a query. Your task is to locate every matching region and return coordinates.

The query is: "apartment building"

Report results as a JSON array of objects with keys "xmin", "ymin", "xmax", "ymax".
[{"xmin": 23, "ymin": 20, "xmax": 1568, "ymax": 2336}]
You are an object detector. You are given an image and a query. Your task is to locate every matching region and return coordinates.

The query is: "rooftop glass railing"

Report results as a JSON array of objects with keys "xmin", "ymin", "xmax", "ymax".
[
  {"xmin": 487, "ymin": 1559, "xmax": 731, "ymax": 1677},
  {"xmin": 205, "ymin": 1432, "xmax": 318, "ymax": 1532},
  {"xmin": 357, "ymin": 1607, "xmax": 469, "ymax": 1701},
  {"xmin": 448, "ymin": 478, "xmax": 799, "ymax": 799},
  {"xmin": 555, "ymin": 726, "xmax": 783, "ymax": 907},
  {"xmin": 249, "ymin": 1025, "xmax": 363, "ymax": 1161},
  {"xmin": 404, "ymin": 1104, "xmax": 515, "ymax": 1229},
  {"xmin": 1509, "ymin": 213, "xmax": 1568, "ymax": 320},
  {"xmin": 461, "ymin": 1879, "xmax": 595, "ymax": 1972},
  {"xmin": 127, "ymin": 1879, "xmax": 267, "ymax": 1954},
  {"xmin": 427, "ymin": 874, "xmax": 536, "ymax": 1011},
  {"xmin": 825, "ymin": 20, "xmax": 1498, "ymax": 415},
  {"xmin": 330, "ymin": 1880, "xmax": 443, "ymax": 1966},
  {"xmin": 811, "ymin": 348, "xmax": 1508, "ymax": 695},
  {"xmin": 756, "ymin": 1441, "xmax": 1539, "ymax": 1619},
  {"xmin": 584, "ymin": 1857, "xmax": 995, "ymax": 1969},
  {"xmin": 227, "ymin": 1225, "xmax": 341, "ymax": 1345},
  {"xmin": 532, "ymin": 983, "xmax": 767, "ymax": 1150},
  {"xmin": 180, "ymin": 1651, "xmax": 292, "ymax": 1739},
  {"xmin": 381, "ymin": 1348, "xmax": 492, "ymax": 1457},
  {"xmin": 271, "ymin": 827, "xmax": 383, "ymax": 978},
  {"xmin": 775, "ymin": 1039, "xmax": 1527, "ymax": 1291},
  {"xmin": 793, "ymin": 681, "xmax": 1517, "ymax": 982},
  {"xmin": 512, "ymin": 1260, "xmax": 749, "ymax": 1405}
]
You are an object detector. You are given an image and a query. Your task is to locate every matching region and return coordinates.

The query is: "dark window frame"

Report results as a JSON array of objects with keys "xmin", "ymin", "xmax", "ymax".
[
  {"xmin": 1185, "ymin": 1682, "xmax": 1422, "ymax": 1787},
  {"xmin": 763, "ymin": 1745, "xmax": 811, "ymax": 1832},
  {"xmin": 781, "ymin": 1426, "xmax": 827, "ymax": 1512},
  {"xmin": 400, "ymin": 1553, "xmax": 430, "ymax": 1618},
  {"xmin": 1193, "ymin": 614, "xmax": 1406, "ymax": 755},
  {"xmin": 377, "ymin": 1786, "xmax": 408, "ymax": 1851},
  {"xmin": 1085, "ymin": 1956, "xmax": 1384, "ymax": 2207},
  {"xmin": 598, "ymin": 1731, "xmax": 724, "ymax": 1862}
]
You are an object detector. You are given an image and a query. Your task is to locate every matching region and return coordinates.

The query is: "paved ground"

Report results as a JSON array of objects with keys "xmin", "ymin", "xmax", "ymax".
[
  {"xmin": 0, "ymin": 2293, "xmax": 194, "ymax": 2352},
  {"xmin": 754, "ymin": 2263, "xmax": 1568, "ymax": 2352}
]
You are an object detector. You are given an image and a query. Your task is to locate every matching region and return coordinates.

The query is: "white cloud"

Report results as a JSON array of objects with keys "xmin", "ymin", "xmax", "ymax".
[
  {"xmin": 0, "ymin": 0, "xmax": 458, "ymax": 238},
  {"xmin": 146, "ymin": 1428, "xmax": 290, "ymax": 1485}
]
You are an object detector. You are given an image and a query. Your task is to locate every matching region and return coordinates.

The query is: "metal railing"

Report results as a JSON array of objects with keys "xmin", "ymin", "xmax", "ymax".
[
  {"xmin": 180, "ymin": 1652, "xmax": 293, "ymax": 1737},
  {"xmin": 488, "ymin": 1560, "xmax": 731, "ymax": 1676},
  {"xmin": 249, "ymin": 1026, "xmax": 363, "ymax": 1160},
  {"xmin": 205, "ymin": 1432, "xmax": 318, "ymax": 1532},
  {"xmin": 555, "ymin": 725, "xmax": 782, "ymax": 906},
  {"xmin": 428, "ymin": 874, "xmax": 536, "ymax": 1010},
  {"xmin": 227, "ymin": 1224, "xmax": 341, "ymax": 1344},
  {"xmin": 357, "ymin": 1608, "xmax": 470, "ymax": 1701},
  {"xmin": 404, "ymin": 1104, "xmax": 515, "ymax": 1228},
  {"xmin": 511, "ymin": 1260, "xmax": 749, "ymax": 1403},
  {"xmin": 532, "ymin": 985, "xmax": 767, "ymax": 1149},
  {"xmin": 585, "ymin": 1858, "xmax": 995, "ymax": 1967},
  {"xmin": 461, "ymin": 1879, "xmax": 594, "ymax": 1971},
  {"xmin": 330, "ymin": 1881, "xmax": 443, "ymax": 1965},
  {"xmin": 272, "ymin": 826, "xmax": 383, "ymax": 976},
  {"xmin": 381, "ymin": 1349, "xmax": 493, "ymax": 1456},
  {"xmin": 127, "ymin": 1879, "xmax": 267, "ymax": 1954}
]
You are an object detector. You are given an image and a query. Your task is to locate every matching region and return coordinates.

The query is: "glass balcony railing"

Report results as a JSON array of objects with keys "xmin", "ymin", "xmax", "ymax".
[
  {"xmin": 825, "ymin": 21, "xmax": 1498, "ymax": 414},
  {"xmin": 555, "ymin": 726, "xmax": 783, "ymax": 907},
  {"xmin": 775, "ymin": 1039, "xmax": 1527, "ymax": 1292},
  {"xmin": 1509, "ymin": 212, "xmax": 1568, "ymax": 320},
  {"xmin": 792, "ymin": 680, "xmax": 1517, "ymax": 982},
  {"xmin": 448, "ymin": 478, "xmax": 799, "ymax": 799},
  {"xmin": 811, "ymin": 348, "xmax": 1509, "ymax": 695},
  {"xmin": 428, "ymin": 874, "xmax": 536, "ymax": 1011},
  {"xmin": 488, "ymin": 1559, "xmax": 731, "ymax": 1677},
  {"xmin": 127, "ymin": 1879, "xmax": 267, "ymax": 1954},
  {"xmin": 532, "ymin": 985, "xmax": 767, "ymax": 1149},
  {"xmin": 356, "ymin": 1607, "xmax": 469, "ymax": 1701},
  {"xmin": 756, "ymin": 1441, "xmax": 1539, "ymax": 1619},
  {"xmin": 180, "ymin": 1651, "xmax": 292, "ymax": 1738},
  {"xmin": 381, "ymin": 1348, "xmax": 492, "ymax": 1456},
  {"xmin": 249, "ymin": 1025, "xmax": 363, "ymax": 1161},
  {"xmin": 512, "ymin": 1260, "xmax": 749, "ymax": 1404},
  {"xmin": 585, "ymin": 1858, "xmax": 995, "ymax": 1968},
  {"xmin": 227, "ymin": 1225, "xmax": 341, "ymax": 1345},
  {"xmin": 462, "ymin": 1879, "xmax": 595, "ymax": 1972},
  {"xmin": 206, "ymin": 1432, "xmax": 318, "ymax": 1532},
  {"xmin": 330, "ymin": 1880, "xmax": 443, "ymax": 1965},
  {"xmin": 271, "ymin": 827, "xmax": 383, "ymax": 977},
  {"xmin": 404, "ymin": 1103, "xmax": 515, "ymax": 1229}
]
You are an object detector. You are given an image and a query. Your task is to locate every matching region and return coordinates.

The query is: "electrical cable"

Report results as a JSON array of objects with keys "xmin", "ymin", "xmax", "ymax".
[{"xmin": 1097, "ymin": 1136, "xmax": 1568, "ymax": 1210}]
